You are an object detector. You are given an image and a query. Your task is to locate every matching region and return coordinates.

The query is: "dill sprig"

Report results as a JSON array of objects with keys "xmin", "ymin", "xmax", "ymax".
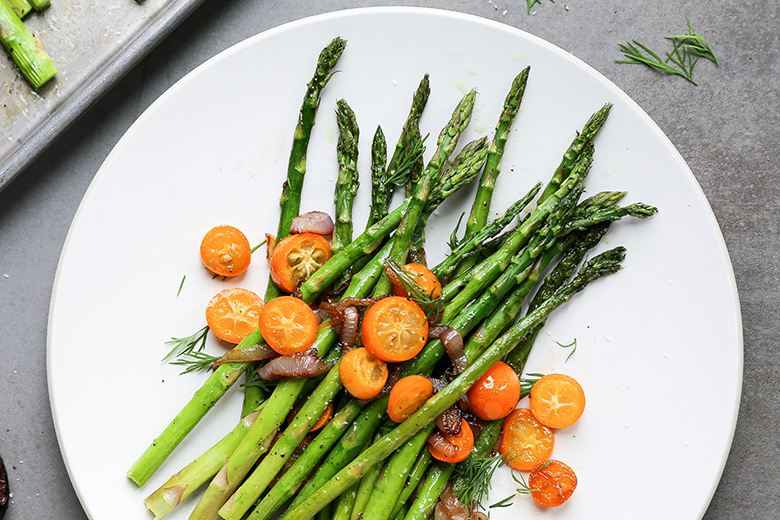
[
  {"xmin": 453, "ymin": 453, "xmax": 506, "ymax": 509},
  {"xmin": 386, "ymin": 134, "xmax": 427, "ymax": 188},
  {"xmin": 512, "ymin": 470, "xmax": 541, "ymax": 495},
  {"xmin": 447, "ymin": 211, "xmax": 467, "ymax": 251},
  {"xmin": 241, "ymin": 364, "xmax": 277, "ymax": 394},
  {"xmin": 162, "ymin": 325, "xmax": 220, "ymax": 374},
  {"xmin": 384, "ymin": 259, "xmax": 445, "ymax": 322},
  {"xmin": 616, "ymin": 17, "xmax": 717, "ymax": 86},
  {"xmin": 666, "ymin": 16, "xmax": 718, "ymax": 66},
  {"xmin": 556, "ymin": 337, "xmax": 577, "ymax": 362}
]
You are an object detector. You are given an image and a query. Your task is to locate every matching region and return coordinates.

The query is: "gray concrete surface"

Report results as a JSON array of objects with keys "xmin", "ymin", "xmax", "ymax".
[{"xmin": 0, "ymin": 1, "xmax": 778, "ymax": 518}]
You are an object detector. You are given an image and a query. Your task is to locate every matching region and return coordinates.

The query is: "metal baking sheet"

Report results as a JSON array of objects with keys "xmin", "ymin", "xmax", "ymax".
[{"xmin": 0, "ymin": 0, "xmax": 205, "ymax": 191}]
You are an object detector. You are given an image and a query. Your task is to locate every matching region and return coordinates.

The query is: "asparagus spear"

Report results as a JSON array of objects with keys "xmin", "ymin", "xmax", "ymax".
[
  {"xmin": 464, "ymin": 67, "xmax": 530, "ymax": 239},
  {"xmin": 27, "ymin": 0, "xmax": 46, "ymax": 9},
  {"xmin": 280, "ymin": 247, "xmax": 628, "ymax": 520},
  {"xmin": 538, "ymin": 103, "xmax": 612, "ymax": 204},
  {"xmin": 127, "ymin": 38, "xmax": 346, "ymax": 488},
  {"xmin": 0, "ymin": 0, "xmax": 55, "ymax": 89},
  {"xmin": 265, "ymin": 36, "xmax": 347, "ymax": 301},
  {"xmin": 387, "ymin": 74, "xmax": 430, "ymax": 197},
  {"xmin": 142, "ymin": 407, "xmax": 270, "ymax": 518},
  {"xmin": 361, "ymin": 424, "xmax": 437, "ymax": 520},
  {"xmin": 404, "ymin": 461, "xmax": 453, "ymax": 520},
  {"xmin": 373, "ymin": 89, "xmax": 478, "ymax": 296},
  {"xmin": 6, "ymin": 0, "xmax": 30, "ymax": 18},
  {"xmin": 387, "ymin": 449, "xmax": 433, "ymax": 519},
  {"xmin": 368, "ymin": 126, "xmax": 391, "ymax": 226},
  {"xmin": 333, "ymin": 99, "xmax": 361, "ymax": 255}
]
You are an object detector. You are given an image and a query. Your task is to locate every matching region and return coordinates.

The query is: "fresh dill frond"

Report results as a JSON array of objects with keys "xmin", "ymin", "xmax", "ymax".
[
  {"xmin": 489, "ymin": 495, "xmax": 514, "ymax": 509},
  {"xmin": 177, "ymin": 275, "xmax": 186, "ymax": 296},
  {"xmin": 250, "ymin": 239, "xmax": 267, "ymax": 254},
  {"xmin": 447, "ymin": 212, "xmax": 466, "ymax": 251},
  {"xmin": 453, "ymin": 453, "xmax": 506, "ymax": 509},
  {"xmin": 241, "ymin": 365, "xmax": 276, "ymax": 393},
  {"xmin": 616, "ymin": 17, "xmax": 717, "ymax": 85},
  {"xmin": 171, "ymin": 350, "xmax": 221, "ymax": 375},
  {"xmin": 666, "ymin": 16, "xmax": 718, "ymax": 65},
  {"xmin": 384, "ymin": 259, "xmax": 445, "ymax": 322},
  {"xmin": 163, "ymin": 325, "xmax": 219, "ymax": 374},
  {"xmin": 163, "ymin": 325, "xmax": 209, "ymax": 361},
  {"xmin": 387, "ymin": 134, "xmax": 428, "ymax": 188},
  {"xmin": 512, "ymin": 471, "xmax": 536, "ymax": 495},
  {"xmin": 556, "ymin": 337, "xmax": 578, "ymax": 362}
]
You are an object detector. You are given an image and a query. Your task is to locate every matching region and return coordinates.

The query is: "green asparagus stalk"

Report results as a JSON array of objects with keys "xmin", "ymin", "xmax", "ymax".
[
  {"xmin": 368, "ymin": 126, "xmax": 391, "ymax": 226},
  {"xmin": 127, "ymin": 328, "xmax": 264, "ymax": 487},
  {"xmin": 438, "ymin": 144, "xmax": 594, "ymax": 316},
  {"xmin": 373, "ymin": 89, "xmax": 478, "ymax": 296},
  {"xmin": 26, "ymin": 0, "xmax": 46, "ymax": 9},
  {"xmin": 504, "ymin": 223, "xmax": 610, "ymax": 371},
  {"xmin": 431, "ymin": 182, "xmax": 540, "ymax": 282},
  {"xmin": 6, "ymin": 0, "xmax": 30, "ymax": 18},
  {"xmin": 349, "ymin": 457, "xmax": 383, "ymax": 520},
  {"xmin": 218, "ymin": 363, "xmax": 345, "ymax": 519},
  {"xmin": 332, "ymin": 482, "xmax": 359, "ymax": 520},
  {"xmin": 280, "ymin": 247, "xmax": 627, "ymax": 520},
  {"xmin": 361, "ymin": 424, "xmax": 436, "ymax": 520},
  {"xmin": 143, "ymin": 407, "xmax": 267, "ymax": 519},
  {"xmin": 404, "ymin": 462, "xmax": 454, "ymax": 520},
  {"xmin": 388, "ymin": 449, "xmax": 433, "ymax": 519},
  {"xmin": 464, "ymin": 67, "xmax": 530, "ymax": 239},
  {"xmin": 538, "ymin": 103, "xmax": 612, "ymax": 204},
  {"xmin": 333, "ymin": 99, "xmax": 360, "ymax": 255},
  {"xmin": 265, "ymin": 36, "xmax": 347, "ymax": 302},
  {"xmin": 0, "ymin": 0, "xmax": 55, "ymax": 89},
  {"xmin": 387, "ymin": 74, "xmax": 430, "ymax": 197}
]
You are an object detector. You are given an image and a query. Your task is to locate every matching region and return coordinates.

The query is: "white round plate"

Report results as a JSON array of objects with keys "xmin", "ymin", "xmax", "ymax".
[{"xmin": 48, "ymin": 7, "xmax": 742, "ymax": 520}]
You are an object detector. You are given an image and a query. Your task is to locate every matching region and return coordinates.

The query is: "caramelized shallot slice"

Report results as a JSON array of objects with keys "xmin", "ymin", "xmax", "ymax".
[
  {"xmin": 428, "ymin": 433, "xmax": 461, "ymax": 463},
  {"xmin": 435, "ymin": 405, "xmax": 463, "ymax": 436},
  {"xmin": 438, "ymin": 484, "xmax": 470, "ymax": 520},
  {"xmin": 429, "ymin": 325, "xmax": 468, "ymax": 374},
  {"xmin": 257, "ymin": 350, "xmax": 330, "ymax": 380},
  {"xmin": 212, "ymin": 343, "xmax": 278, "ymax": 369},
  {"xmin": 339, "ymin": 306, "xmax": 360, "ymax": 347},
  {"xmin": 265, "ymin": 233, "xmax": 277, "ymax": 264},
  {"xmin": 290, "ymin": 211, "xmax": 334, "ymax": 235}
]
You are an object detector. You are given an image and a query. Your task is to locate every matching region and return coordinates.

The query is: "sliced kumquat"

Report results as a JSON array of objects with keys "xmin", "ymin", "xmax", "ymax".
[
  {"xmin": 529, "ymin": 460, "xmax": 578, "ymax": 507},
  {"xmin": 466, "ymin": 360, "xmax": 521, "ymax": 421},
  {"xmin": 339, "ymin": 348, "xmax": 388, "ymax": 400},
  {"xmin": 499, "ymin": 408, "xmax": 555, "ymax": 471},
  {"xmin": 361, "ymin": 296, "xmax": 428, "ymax": 363},
  {"xmin": 200, "ymin": 225, "xmax": 252, "ymax": 277},
  {"xmin": 205, "ymin": 288, "xmax": 264, "ymax": 344},
  {"xmin": 270, "ymin": 233, "xmax": 332, "ymax": 293},
  {"xmin": 258, "ymin": 296, "xmax": 318, "ymax": 355},
  {"xmin": 529, "ymin": 373, "xmax": 586, "ymax": 429},
  {"xmin": 387, "ymin": 375, "xmax": 434, "ymax": 423},
  {"xmin": 428, "ymin": 418, "xmax": 474, "ymax": 463},
  {"xmin": 391, "ymin": 262, "xmax": 442, "ymax": 299}
]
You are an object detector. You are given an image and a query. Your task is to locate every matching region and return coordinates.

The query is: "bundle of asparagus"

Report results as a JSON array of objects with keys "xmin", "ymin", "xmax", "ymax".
[{"xmin": 128, "ymin": 36, "xmax": 657, "ymax": 520}]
